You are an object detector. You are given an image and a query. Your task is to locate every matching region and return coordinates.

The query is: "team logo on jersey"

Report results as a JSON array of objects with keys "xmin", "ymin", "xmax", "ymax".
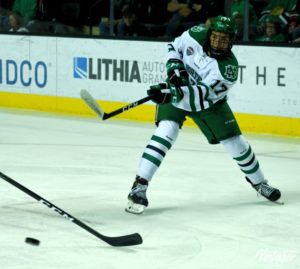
[
  {"xmin": 224, "ymin": 65, "xmax": 238, "ymax": 80},
  {"xmin": 186, "ymin": 47, "xmax": 194, "ymax": 56}
]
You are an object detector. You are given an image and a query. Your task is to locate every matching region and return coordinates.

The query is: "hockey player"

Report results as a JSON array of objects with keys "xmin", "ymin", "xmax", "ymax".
[{"xmin": 126, "ymin": 16, "xmax": 281, "ymax": 214}]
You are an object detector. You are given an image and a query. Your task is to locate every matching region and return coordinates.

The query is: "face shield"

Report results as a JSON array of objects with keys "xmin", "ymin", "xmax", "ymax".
[{"xmin": 207, "ymin": 16, "xmax": 236, "ymax": 59}]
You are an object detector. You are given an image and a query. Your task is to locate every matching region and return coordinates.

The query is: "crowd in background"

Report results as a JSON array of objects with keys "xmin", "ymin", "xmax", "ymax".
[{"xmin": 0, "ymin": 0, "xmax": 299, "ymax": 43}]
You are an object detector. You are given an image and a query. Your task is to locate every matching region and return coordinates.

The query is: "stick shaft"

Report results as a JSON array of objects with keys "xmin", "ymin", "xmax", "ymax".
[
  {"xmin": 0, "ymin": 172, "xmax": 142, "ymax": 247},
  {"xmin": 80, "ymin": 89, "xmax": 153, "ymax": 121},
  {"xmin": 102, "ymin": 95, "xmax": 153, "ymax": 120}
]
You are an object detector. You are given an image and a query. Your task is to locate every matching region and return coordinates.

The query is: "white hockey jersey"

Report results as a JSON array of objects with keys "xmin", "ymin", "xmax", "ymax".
[{"xmin": 167, "ymin": 25, "xmax": 239, "ymax": 112}]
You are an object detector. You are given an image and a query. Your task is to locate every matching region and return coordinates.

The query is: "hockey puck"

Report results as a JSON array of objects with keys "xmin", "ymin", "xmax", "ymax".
[{"xmin": 25, "ymin": 237, "xmax": 40, "ymax": 246}]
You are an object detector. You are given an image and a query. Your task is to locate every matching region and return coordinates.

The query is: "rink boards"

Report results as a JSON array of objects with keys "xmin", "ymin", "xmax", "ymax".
[{"xmin": 0, "ymin": 34, "xmax": 299, "ymax": 137}]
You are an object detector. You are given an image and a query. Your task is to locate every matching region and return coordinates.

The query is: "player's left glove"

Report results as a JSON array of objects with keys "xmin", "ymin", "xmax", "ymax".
[{"xmin": 166, "ymin": 59, "xmax": 189, "ymax": 87}]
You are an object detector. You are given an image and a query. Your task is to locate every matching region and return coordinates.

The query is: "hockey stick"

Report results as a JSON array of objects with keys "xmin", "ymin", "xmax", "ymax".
[
  {"xmin": 80, "ymin": 89, "xmax": 153, "ymax": 120},
  {"xmin": 0, "ymin": 171, "xmax": 143, "ymax": 247}
]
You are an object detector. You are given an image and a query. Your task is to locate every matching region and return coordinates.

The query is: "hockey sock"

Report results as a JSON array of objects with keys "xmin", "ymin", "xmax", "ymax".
[
  {"xmin": 221, "ymin": 135, "xmax": 264, "ymax": 184},
  {"xmin": 137, "ymin": 120, "xmax": 179, "ymax": 180}
]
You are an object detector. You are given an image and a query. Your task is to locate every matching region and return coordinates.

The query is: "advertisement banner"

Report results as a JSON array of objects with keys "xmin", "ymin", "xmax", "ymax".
[
  {"xmin": 56, "ymin": 38, "xmax": 166, "ymax": 101},
  {"xmin": 0, "ymin": 35, "xmax": 56, "ymax": 95},
  {"xmin": 0, "ymin": 35, "xmax": 299, "ymax": 119},
  {"xmin": 230, "ymin": 45, "xmax": 300, "ymax": 118}
]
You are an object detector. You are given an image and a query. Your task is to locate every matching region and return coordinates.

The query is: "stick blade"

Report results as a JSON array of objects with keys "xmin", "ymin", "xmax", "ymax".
[
  {"xmin": 80, "ymin": 89, "xmax": 105, "ymax": 120},
  {"xmin": 103, "ymin": 233, "xmax": 143, "ymax": 247}
]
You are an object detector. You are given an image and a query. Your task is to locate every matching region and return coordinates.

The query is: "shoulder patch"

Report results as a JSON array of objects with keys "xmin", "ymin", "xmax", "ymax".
[
  {"xmin": 223, "ymin": 64, "xmax": 238, "ymax": 81},
  {"xmin": 218, "ymin": 53, "xmax": 239, "ymax": 82}
]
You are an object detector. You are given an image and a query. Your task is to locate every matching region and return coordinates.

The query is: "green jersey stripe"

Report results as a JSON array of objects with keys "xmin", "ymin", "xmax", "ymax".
[
  {"xmin": 199, "ymin": 82, "xmax": 213, "ymax": 107},
  {"xmin": 196, "ymin": 86, "xmax": 205, "ymax": 110},
  {"xmin": 188, "ymin": 85, "xmax": 196, "ymax": 111}
]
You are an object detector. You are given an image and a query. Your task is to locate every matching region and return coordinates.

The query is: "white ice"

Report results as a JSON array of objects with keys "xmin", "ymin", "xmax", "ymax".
[{"xmin": 0, "ymin": 108, "xmax": 300, "ymax": 269}]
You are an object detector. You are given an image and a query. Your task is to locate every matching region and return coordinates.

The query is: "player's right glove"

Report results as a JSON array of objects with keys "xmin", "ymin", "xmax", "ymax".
[
  {"xmin": 147, "ymin": 83, "xmax": 183, "ymax": 104},
  {"xmin": 166, "ymin": 59, "xmax": 189, "ymax": 87}
]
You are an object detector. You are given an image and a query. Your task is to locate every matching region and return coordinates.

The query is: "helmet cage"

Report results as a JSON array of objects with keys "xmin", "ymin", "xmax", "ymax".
[{"xmin": 207, "ymin": 16, "xmax": 237, "ymax": 58}]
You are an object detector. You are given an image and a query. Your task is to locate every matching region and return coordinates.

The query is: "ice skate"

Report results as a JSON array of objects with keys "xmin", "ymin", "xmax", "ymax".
[
  {"xmin": 246, "ymin": 177, "xmax": 281, "ymax": 202},
  {"xmin": 125, "ymin": 176, "xmax": 149, "ymax": 214}
]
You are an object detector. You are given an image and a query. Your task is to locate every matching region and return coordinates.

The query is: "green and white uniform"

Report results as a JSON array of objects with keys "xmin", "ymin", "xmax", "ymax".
[{"xmin": 126, "ymin": 18, "xmax": 280, "ymax": 215}]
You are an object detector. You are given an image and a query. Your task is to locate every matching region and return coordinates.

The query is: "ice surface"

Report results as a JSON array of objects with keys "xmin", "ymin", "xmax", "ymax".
[{"xmin": 0, "ymin": 108, "xmax": 299, "ymax": 269}]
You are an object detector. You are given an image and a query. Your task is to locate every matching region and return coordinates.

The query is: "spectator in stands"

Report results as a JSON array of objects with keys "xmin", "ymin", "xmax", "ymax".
[
  {"xmin": 136, "ymin": 0, "xmax": 169, "ymax": 37},
  {"xmin": 230, "ymin": 0, "xmax": 257, "ymax": 26},
  {"xmin": 230, "ymin": 0, "xmax": 257, "ymax": 40},
  {"xmin": 99, "ymin": 0, "xmax": 168, "ymax": 37},
  {"xmin": 255, "ymin": 15, "xmax": 287, "ymax": 42},
  {"xmin": 165, "ymin": 0, "xmax": 206, "ymax": 38},
  {"xmin": 258, "ymin": 0, "xmax": 298, "ymax": 33},
  {"xmin": 12, "ymin": 0, "xmax": 37, "ymax": 23},
  {"xmin": 116, "ymin": 4, "xmax": 148, "ymax": 37},
  {"xmin": 260, "ymin": 0, "xmax": 298, "ymax": 18},
  {"xmin": 231, "ymin": 12, "xmax": 244, "ymax": 40},
  {"xmin": 288, "ymin": 11, "xmax": 300, "ymax": 42},
  {"xmin": 8, "ymin": 11, "xmax": 29, "ymax": 32},
  {"xmin": 0, "ymin": 6, "xmax": 10, "ymax": 32},
  {"xmin": 98, "ymin": 0, "xmax": 135, "ymax": 36}
]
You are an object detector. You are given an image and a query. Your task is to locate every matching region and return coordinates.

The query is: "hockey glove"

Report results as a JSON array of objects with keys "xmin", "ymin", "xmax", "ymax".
[
  {"xmin": 147, "ymin": 83, "xmax": 171, "ymax": 104},
  {"xmin": 147, "ymin": 83, "xmax": 184, "ymax": 104},
  {"xmin": 166, "ymin": 59, "xmax": 189, "ymax": 87}
]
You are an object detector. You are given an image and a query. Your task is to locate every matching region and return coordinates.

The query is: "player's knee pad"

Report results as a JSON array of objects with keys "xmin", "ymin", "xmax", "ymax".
[
  {"xmin": 154, "ymin": 120, "xmax": 179, "ymax": 146},
  {"xmin": 144, "ymin": 120, "xmax": 179, "ymax": 164},
  {"xmin": 137, "ymin": 121, "xmax": 179, "ymax": 179},
  {"xmin": 220, "ymin": 135, "xmax": 248, "ymax": 157}
]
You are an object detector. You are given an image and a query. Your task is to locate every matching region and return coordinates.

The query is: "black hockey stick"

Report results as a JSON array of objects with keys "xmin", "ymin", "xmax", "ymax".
[
  {"xmin": 80, "ymin": 89, "xmax": 153, "ymax": 120},
  {"xmin": 0, "ymin": 171, "xmax": 143, "ymax": 247}
]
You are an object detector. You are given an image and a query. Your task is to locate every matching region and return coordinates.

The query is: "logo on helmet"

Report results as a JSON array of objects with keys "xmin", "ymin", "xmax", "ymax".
[{"xmin": 210, "ymin": 16, "xmax": 237, "ymax": 36}]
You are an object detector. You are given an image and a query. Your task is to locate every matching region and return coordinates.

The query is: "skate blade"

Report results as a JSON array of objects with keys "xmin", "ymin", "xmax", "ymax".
[{"xmin": 125, "ymin": 200, "xmax": 146, "ymax": 214}]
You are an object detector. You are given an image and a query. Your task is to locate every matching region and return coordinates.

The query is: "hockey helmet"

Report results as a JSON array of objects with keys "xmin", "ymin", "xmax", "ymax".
[{"xmin": 208, "ymin": 16, "xmax": 237, "ymax": 58}]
